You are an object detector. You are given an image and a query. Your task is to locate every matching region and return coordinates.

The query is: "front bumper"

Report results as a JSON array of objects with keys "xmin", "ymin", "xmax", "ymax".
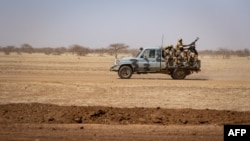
[{"xmin": 110, "ymin": 65, "xmax": 120, "ymax": 71}]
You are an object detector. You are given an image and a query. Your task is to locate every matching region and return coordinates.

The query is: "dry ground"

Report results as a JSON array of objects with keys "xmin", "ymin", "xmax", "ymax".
[{"xmin": 0, "ymin": 52, "xmax": 250, "ymax": 141}]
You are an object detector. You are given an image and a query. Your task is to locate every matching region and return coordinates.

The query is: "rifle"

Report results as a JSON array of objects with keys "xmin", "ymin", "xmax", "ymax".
[
  {"xmin": 183, "ymin": 37, "xmax": 199, "ymax": 55},
  {"xmin": 183, "ymin": 37, "xmax": 199, "ymax": 48},
  {"xmin": 189, "ymin": 37, "xmax": 199, "ymax": 46}
]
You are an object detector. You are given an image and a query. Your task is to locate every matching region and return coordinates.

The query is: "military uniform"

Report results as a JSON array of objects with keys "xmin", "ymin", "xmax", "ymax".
[
  {"xmin": 175, "ymin": 38, "xmax": 183, "ymax": 51},
  {"xmin": 187, "ymin": 45, "xmax": 198, "ymax": 63},
  {"xmin": 175, "ymin": 38, "xmax": 185, "ymax": 64},
  {"xmin": 164, "ymin": 45, "xmax": 174, "ymax": 68}
]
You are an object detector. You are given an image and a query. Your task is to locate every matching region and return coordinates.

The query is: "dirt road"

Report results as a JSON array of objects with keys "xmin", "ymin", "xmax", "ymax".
[
  {"xmin": 1, "ymin": 124, "xmax": 224, "ymax": 141},
  {"xmin": 0, "ymin": 53, "xmax": 250, "ymax": 140}
]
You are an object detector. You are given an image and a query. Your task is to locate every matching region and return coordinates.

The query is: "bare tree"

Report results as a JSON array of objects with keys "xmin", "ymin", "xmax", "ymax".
[
  {"xmin": 218, "ymin": 48, "xmax": 231, "ymax": 59},
  {"xmin": 68, "ymin": 45, "xmax": 90, "ymax": 56},
  {"xmin": 93, "ymin": 48, "xmax": 108, "ymax": 56},
  {"xmin": 2, "ymin": 46, "xmax": 15, "ymax": 55},
  {"xmin": 108, "ymin": 43, "xmax": 129, "ymax": 59},
  {"xmin": 53, "ymin": 47, "xmax": 67, "ymax": 55},
  {"xmin": 42, "ymin": 47, "xmax": 54, "ymax": 55},
  {"xmin": 235, "ymin": 48, "xmax": 250, "ymax": 57},
  {"xmin": 14, "ymin": 47, "xmax": 22, "ymax": 55},
  {"xmin": 21, "ymin": 44, "xmax": 33, "ymax": 54}
]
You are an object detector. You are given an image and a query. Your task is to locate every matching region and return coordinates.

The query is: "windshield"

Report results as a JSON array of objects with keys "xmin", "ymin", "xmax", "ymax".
[
  {"xmin": 135, "ymin": 48, "xmax": 143, "ymax": 57},
  {"xmin": 141, "ymin": 49, "xmax": 156, "ymax": 58},
  {"xmin": 135, "ymin": 51, "xmax": 141, "ymax": 57}
]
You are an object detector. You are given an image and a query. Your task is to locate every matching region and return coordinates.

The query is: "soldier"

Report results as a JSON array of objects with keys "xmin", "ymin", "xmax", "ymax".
[
  {"xmin": 169, "ymin": 45, "xmax": 176, "ymax": 66},
  {"xmin": 175, "ymin": 38, "xmax": 186, "ymax": 64},
  {"xmin": 176, "ymin": 38, "xmax": 184, "ymax": 51},
  {"xmin": 136, "ymin": 47, "xmax": 143, "ymax": 57},
  {"xmin": 163, "ymin": 45, "xmax": 170, "ymax": 57},
  {"xmin": 187, "ymin": 44, "xmax": 198, "ymax": 63},
  {"xmin": 186, "ymin": 37, "xmax": 199, "ymax": 63},
  {"xmin": 164, "ymin": 45, "xmax": 174, "ymax": 68},
  {"xmin": 139, "ymin": 47, "xmax": 143, "ymax": 51}
]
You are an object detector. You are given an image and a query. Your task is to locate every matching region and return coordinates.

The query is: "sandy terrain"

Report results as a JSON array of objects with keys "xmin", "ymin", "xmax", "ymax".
[{"xmin": 0, "ymin": 52, "xmax": 250, "ymax": 140}]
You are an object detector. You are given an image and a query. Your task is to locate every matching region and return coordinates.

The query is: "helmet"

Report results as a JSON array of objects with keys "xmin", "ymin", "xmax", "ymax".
[
  {"xmin": 178, "ymin": 38, "xmax": 182, "ymax": 42},
  {"xmin": 165, "ymin": 45, "xmax": 173, "ymax": 50}
]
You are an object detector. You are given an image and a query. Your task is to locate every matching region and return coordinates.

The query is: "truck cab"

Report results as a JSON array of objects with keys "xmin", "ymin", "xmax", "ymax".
[{"xmin": 110, "ymin": 47, "xmax": 201, "ymax": 79}]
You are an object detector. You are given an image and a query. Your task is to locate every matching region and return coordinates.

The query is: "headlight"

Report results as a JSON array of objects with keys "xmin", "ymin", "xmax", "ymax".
[{"xmin": 115, "ymin": 59, "xmax": 120, "ymax": 65}]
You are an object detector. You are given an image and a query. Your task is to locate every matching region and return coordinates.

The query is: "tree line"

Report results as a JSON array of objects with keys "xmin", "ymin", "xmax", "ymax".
[
  {"xmin": 0, "ymin": 43, "xmax": 135, "ymax": 57},
  {"xmin": 199, "ymin": 48, "xmax": 250, "ymax": 58},
  {"xmin": 0, "ymin": 43, "xmax": 249, "ymax": 58}
]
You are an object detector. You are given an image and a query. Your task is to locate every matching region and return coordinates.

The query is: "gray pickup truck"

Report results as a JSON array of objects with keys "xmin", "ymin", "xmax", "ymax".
[{"xmin": 110, "ymin": 47, "xmax": 201, "ymax": 79}]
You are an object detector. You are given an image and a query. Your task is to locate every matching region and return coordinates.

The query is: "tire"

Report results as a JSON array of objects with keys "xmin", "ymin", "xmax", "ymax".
[
  {"xmin": 172, "ymin": 69, "xmax": 186, "ymax": 80},
  {"xmin": 118, "ymin": 66, "xmax": 133, "ymax": 79}
]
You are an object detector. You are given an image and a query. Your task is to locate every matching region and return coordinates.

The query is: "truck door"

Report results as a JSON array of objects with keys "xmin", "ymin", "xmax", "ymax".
[
  {"xmin": 156, "ymin": 49, "xmax": 166, "ymax": 69},
  {"xmin": 137, "ymin": 49, "xmax": 160, "ymax": 72}
]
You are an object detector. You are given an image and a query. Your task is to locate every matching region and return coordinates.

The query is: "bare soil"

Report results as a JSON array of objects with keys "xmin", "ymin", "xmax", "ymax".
[
  {"xmin": 1, "ymin": 103, "xmax": 250, "ymax": 125},
  {"xmin": 0, "ymin": 53, "xmax": 250, "ymax": 141}
]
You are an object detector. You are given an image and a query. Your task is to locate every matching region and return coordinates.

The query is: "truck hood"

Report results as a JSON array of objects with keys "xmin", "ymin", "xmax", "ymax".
[
  {"xmin": 115, "ymin": 57, "xmax": 138, "ymax": 65},
  {"xmin": 118, "ymin": 57, "xmax": 137, "ymax": 60},
  {"xmin": 117, "ymin": 57, "xmax": 137, "ymax": 62}
]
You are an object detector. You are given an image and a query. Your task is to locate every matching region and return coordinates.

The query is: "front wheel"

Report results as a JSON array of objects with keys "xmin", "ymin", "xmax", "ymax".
[
  {"xmin": 118, "ymin": 66, "xmax": 133, "ymax": 79},
  {"xmin": 172, "ymin": 69, "xmax": 186, "ymax": 80}
]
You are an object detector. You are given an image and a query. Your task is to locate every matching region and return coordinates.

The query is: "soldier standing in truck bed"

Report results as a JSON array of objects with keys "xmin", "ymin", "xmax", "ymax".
[
  {"xmin": 164, "ymin": 45, "xmax": 174, "ymax": 67},
  {"xmin": 187, "ymin": 42, "xmax": 199, "ymax": 63},
  {"xmin": 175, "ymin": 38, "xmax": 187, "ymax": 64},
  {"xmin": 176, "ymin": 38, "xmax": 183, "ymax": 50}
]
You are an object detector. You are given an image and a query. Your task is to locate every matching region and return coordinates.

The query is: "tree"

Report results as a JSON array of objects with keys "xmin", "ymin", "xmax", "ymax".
[
  {"xmin": 2, "ymin": 46, "xmax": 15, "ymax": 55},
  {"xmin": 235, "ymin": 48, "xmax": 249, "ymax": 57},
  {"xmin": 53, "ymin": 47, "xmax": 67, "ymax": 55},
  {"xmin": 42, "ymin": 47, "xmax": 54, "ymax": 55},
  {"xmin": 243, "ymin": 48, "xmax": 250, "ymax": 57},
  {"xmin": 68, "ymin": 45, "xmax": 89, "ymax": 56},
  {"xmin": 218, "ymin": 48, "xmax": 231, "ymax": 59},
  {"xmin": 108, "ymin": 43, "xmax": 129, "ymax": 59},
  {"xmin": 21, "ymin": 44, "xmax": 33, "ymax": 54}
]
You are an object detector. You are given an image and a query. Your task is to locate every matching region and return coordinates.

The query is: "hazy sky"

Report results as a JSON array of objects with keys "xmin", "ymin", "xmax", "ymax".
[{"xmin": 0, "ymin": 0, "xmax": 250, "ymax": 50}]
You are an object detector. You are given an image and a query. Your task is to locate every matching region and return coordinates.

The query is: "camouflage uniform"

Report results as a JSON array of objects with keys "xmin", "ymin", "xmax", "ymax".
[
  {"xmin": 164, "ymin": 45, "xmax": 174, "ymax": 68},
  {"xmin": 187, "ymin": 45, "xmax": 198, "ymax": 63},
  {"xmin": 187, "ymin": 37, "xmax": 199, "ymax": 63},
  {"xmin": 175, "ymin": 38, "xmax": 185, "ymax": 64},
  {"xmin": 176, "ymin": 38, "xmax": 183, "ymax": 51}
]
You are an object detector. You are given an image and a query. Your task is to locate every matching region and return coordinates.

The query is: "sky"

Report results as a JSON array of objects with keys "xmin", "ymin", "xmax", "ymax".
[{"xmin": 0, "ymin": 0, "xmax": 250, "ymax": 50}]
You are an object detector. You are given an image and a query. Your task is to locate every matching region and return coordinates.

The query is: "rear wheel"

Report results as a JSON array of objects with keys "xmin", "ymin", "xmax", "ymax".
[
  {"xmin": 118, "ymin": 66, "xmax": 133, "ymax": 79},
  {"xmin": 172, "ymin": 69, "xmax": 186, "ymax": 80}
]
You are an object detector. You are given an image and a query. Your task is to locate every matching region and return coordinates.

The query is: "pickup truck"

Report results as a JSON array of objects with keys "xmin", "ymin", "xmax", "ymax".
[{"xmin": 110, "ymin": 47, "xmax": 201, "ymax": 79}]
